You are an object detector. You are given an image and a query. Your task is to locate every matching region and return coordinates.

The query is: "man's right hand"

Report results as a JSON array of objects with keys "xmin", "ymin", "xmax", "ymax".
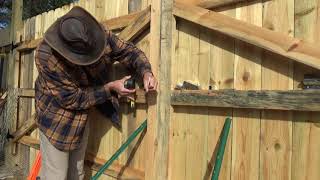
[{"xmin": 106, "ymin": 76, "xmax": 136, "ymax": 97}]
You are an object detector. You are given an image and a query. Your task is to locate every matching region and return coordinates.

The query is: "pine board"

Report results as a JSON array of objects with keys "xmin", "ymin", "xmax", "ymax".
[
  {"xmin": 292, "ymin": 0, "xmax": 320, "ymax": 180},
  {"xmin": 231, "ymin": 2, "xmax": 262, "ymax": 180}
]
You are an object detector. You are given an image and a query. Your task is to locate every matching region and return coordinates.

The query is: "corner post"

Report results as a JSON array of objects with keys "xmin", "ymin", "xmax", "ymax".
[{"xmin": 145, "ymin": 0, "xmax": 174, "ymax": 179}]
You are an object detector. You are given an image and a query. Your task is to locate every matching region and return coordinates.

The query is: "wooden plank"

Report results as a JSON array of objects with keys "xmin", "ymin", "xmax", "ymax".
[
  {"xmin": 17, "ymin": 88, "xmax": 35, "ymax": 98},
  {"xmin": 171, "ymin": 89, "xmax": 320, "ymax": 111},
  {"xmin": 18, "ymin": 136, "xmax": 145, "ymax": 180},
  {"xmin": 15, "ymin": 8, "xmax": 149, "ymax": 52},
  {"xmin": 173, "ymin": 2, "xmax": 320, "ymax": 70},
  {"xmin": 18, "ymin": 11, "xmax": 36, "ymax": 167},
  {"xmin": 118, "ymin": 5, "xmax": 151, "ymax": 41},
  {"xmin": 145, "ymin": 0, "xmax": 172, "ymax": 179},
  {"xmin": 16, "ymin": 88, "xmax": 147, "ymax": 104},
  {"xmin": 183, "ymin": 20, "xmax": 207, "ymax": 180},
  {"xmin": 9, "ymin": 0, "xmax": 25, "ymax": 163},
  {"xmin": 206, "ymin": 7, "xmax": 235, "ymax": 180},
  {"xmin": 175, "ymin": 0, "xmax": 256, "ymax": 9},
  {"xmin": 19, "ymin": 136, "xmax": 40, "ymax": 150},
  {"xmin": 29, "ymin": 12, "xmax": 42, "ymax": 169},
  {"xmin": 16, "ymin": 39, "xmax": 42, "ymax": 52},
  {"xmin": 129, "ymin": 0, "xmax": 142, "ymax": 13},
  {"xmin": 167, "ymin": 19, "xmax": 188, "ymax": 180},
  {"xmin": 0, "ymin": 27, "xmax": 11, "ymax": 47},
  {"xmin": 260, "ymin": 0, "xmax": 294, "ymax": 179},
  {"xmin": 231, "ymin": 3, "xmax": 262, "ymax": 180},
  {"xmin": 11, "ymin": 114, "xmax": 36, "ymax": 143},
  {"xmin": 292, "ymin": 0, "xmax": 320, "ymax": 179}
]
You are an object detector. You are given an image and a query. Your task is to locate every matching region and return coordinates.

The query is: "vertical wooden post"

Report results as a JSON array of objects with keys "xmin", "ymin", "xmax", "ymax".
[
  {"xmin": 145, "ymin": 0, "xmax": 173, "ymax": 179},
  {"xmin": 8, "ymin": 0, "xmax": 23, "ymax": 88},
  {"xmin": 7, "ymin": 0, "xmax": 23, "ymax": 162}
]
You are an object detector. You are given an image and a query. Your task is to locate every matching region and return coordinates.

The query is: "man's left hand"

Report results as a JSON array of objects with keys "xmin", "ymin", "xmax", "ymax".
[{"xmin": 143, "ymin": 72, "xmax": 157, "ymax": 92}]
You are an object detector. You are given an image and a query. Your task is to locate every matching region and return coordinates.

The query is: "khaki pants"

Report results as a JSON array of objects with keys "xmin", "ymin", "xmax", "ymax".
[{"xmin": 39, "ymin": 121, "xmax": 89, "ymax": 180}]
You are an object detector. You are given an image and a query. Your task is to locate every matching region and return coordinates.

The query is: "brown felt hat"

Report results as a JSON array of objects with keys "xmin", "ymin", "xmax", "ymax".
[{"xmin": 44, "ymin": 6, "xmax": 105, "ymax": 66}]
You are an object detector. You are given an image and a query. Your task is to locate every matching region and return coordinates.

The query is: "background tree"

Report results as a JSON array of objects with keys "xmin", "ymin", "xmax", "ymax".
[
  {"xmin": 0, "ymin": 0, "xmax": 12, "ymax": 29},
  {"xmin": 0, "ymin": 0, "xmax": 76, "ymax": 29}
]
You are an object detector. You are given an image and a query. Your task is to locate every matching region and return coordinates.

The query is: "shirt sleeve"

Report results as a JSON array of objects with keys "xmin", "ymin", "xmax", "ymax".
[
  {"xmin": 36, "ymin": 54, "xmax": 111, "ymax": 111},
  {"xmin": 105, "ymin": 29, "xmax": 153, "ymax": 77}
]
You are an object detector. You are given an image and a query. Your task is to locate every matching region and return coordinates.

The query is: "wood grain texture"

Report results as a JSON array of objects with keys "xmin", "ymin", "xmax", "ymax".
[
  {"xmin": 103, "ymin": 9, "xmax": 145, "ymax": 30},
  {"xmin": 0, "ymin": 27, "xmax": 11, "ymax": 47},
  {"xmin": 15, "ymin": 88, "xmax": 147, "ymax": 103},
  {"xmin": 260, "ymin": 0, "xmax": 294, "ymax": 179},
  {"xmin": 17, "ymin": 88, "xmax": 35, "ymax": 98},
  {"xmin": 168, "ymin": 19, "xmax": 188, "ymax": 180},
  {"xmin": 175, "ymin": 0, "xmax": 256, "ymax": 9},
  {"xmin": 129, "ymin": 0, "xmax": 142, "ymax": 13},
  {"xmin": 19, "ymin": 136, "xmax": 40, "ymax": 150},
  {"xmin": 171, "ymin": 89, "xmax": 320, "ymax": 111},
  {"xmin": 11, "ymin": 114, "xmax": 36, "ymax": 143},
  {"xmin": 231, "ymin": 2, "xmax": 262, "ymax": 180},
  {"xmin": 28, "ymin": 10, "xmax": 43, "ymax": 171},
  {"xmin": 118, "ymin": 5, "xmax": 151, "ymax": 42},
  {"xmin": 206, "ymin": 8, "xmax": 235, "ymax": 179},
  {"xmin": 145, "ymin": 0, "xmax": 172, "ymax": 179},
  {"xmin": 292, "ymin": 0, "xmax": 320, "ymax": 180},
  {"xmin": 7, "ymin": 1, "xmax": 23, "ymax": 162},
  {"xmin": 16, "ymin": 39, "xmax": 42, "ymax": 52},
  {"xmin": 173, "ymin": 2, "xmax": 320, "ymax": 70},
  {"xmin": 184, "ymin": 21, "xmax": 207, "ymax": 180}
]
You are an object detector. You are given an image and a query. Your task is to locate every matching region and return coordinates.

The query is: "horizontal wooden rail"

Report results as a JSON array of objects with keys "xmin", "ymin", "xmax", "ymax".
[
  {"xmin": 16, "ymin": 6, "xmax": 150, "ymax": 52},
  {"xmin": 18, "ymin": 88, "xmax": 35, "ymax": 98},
  {"xmin": 19, "ymin": 136, "xmax": 40, "ymax": 149},
  {"xmin": 173, "ymin": 2, "xmax": 320, "ymax": 70},
  {"xmin": 11, "ymin": 114, "xmax": 36, "ymax": 143},
  {"xmin": 19, "ymin": 136, "xmax": 145, "ymax": 179},
  {"xmin": 103, "ymin": 8, "xmax": 146, "ymax": 31},
  {"xmin": 176, "ymin": 0, "xmax": 257, "ymax": 9},
  {"xmin": 16, "ymin": 39, "xmax": 42, "ymax": 52},
  {"xmin": 171, "ymin": 90, "xmax": 320, "ymax": 111},
  {"xmin": 119, "ymin": 5, "xmax": 151, "ymax": 42},
  {"xmin": 17, "ymin": 88, "xmax": 147, "ymax": 103}
]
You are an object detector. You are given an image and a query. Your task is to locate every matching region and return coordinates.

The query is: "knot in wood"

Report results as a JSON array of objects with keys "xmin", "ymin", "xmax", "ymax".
[
  {"xmin": 274, "ymin": 142, "xmax": 281, "ymax": 151},
  {"xmin": 242, "ymin": 71, "xmax": 250, "ymax": 82}
]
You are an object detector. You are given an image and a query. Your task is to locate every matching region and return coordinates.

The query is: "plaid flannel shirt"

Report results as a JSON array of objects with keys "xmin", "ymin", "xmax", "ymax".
[{"xmin": 35, "ymin": 28, "xmax": 152, "ymax": 151}]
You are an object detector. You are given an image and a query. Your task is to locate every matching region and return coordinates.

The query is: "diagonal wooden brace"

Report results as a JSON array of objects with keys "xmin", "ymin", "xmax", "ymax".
[{"xmin": 173, "ymin": 2, "xmax": 320, "ymax": 70}]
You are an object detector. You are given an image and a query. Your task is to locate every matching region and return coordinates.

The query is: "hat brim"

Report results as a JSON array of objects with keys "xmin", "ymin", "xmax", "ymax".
[{"xmin": 44, "ymin": 6, "xmax": 106, "ymax": 66}]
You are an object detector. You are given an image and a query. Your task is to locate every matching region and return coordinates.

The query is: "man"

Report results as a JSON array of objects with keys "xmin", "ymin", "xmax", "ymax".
[{"xmin": 35, "ymin": 6, "xmax": 157, "ymax": 180}]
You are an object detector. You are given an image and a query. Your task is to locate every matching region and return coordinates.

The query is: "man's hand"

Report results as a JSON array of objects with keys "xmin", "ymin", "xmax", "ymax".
[
  {"xmin": 107, "ymin": 76, "xmax": 136, "ymax": 97},
  {"xmin": 143, "ymin": 72, "xmax": 157, "ymax": 92}
]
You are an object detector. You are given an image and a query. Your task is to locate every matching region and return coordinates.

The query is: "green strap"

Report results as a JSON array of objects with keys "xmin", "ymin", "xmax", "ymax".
[
  {"xmin": 212, "ymin": 117, "xmax": 232, "ymax": 180},
  {"xmin": 91, "ymin": 120, "xmax": 147, "ymax": 180}
]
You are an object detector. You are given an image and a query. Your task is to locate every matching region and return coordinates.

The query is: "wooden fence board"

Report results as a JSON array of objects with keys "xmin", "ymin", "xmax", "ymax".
[
  {"xmin": 260, "ymin": 1, "xmax": 294, "ymax": 179},
  {"xmin": 231, "ymin": 2, "xmax": 262, "ymax": 180},
  {"xmin": 292, "ymin": 0, "xmax": 320, "ymax": 180},
  {"xmin": 173, "ymin": 2, "xmax": 320, "ymax": 70},
  {"xmin": 168, "ymin": 20, "xmax": 187, "ymax": 180}
]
